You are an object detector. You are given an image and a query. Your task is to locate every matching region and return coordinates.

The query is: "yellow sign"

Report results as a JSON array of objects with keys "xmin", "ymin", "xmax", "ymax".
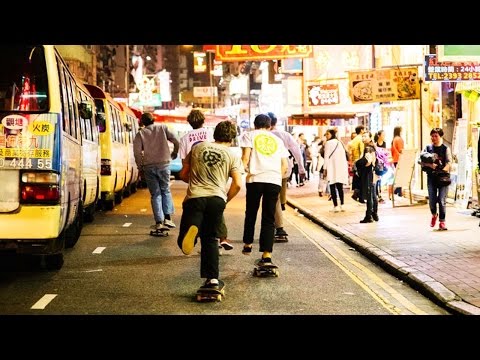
[
  {"xmin": 349, "ymin": 67, "xmax": 420, "ymax": 104},
  {"xmin": 216, "ymin": 45, "xmax": 313, "ymax": 61}
]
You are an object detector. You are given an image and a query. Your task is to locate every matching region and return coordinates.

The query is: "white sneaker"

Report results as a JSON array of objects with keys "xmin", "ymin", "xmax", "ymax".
[
  {"xmin": 340, "ymin": 205, "xmax": 345, "ymax": 212},
  {"xmin": 164, "ymin": 219, "xmax": 176, "ymax": 228},
  {"xmin": 330, "ymin": 206, "xmax": 340, "ymax": 213}
]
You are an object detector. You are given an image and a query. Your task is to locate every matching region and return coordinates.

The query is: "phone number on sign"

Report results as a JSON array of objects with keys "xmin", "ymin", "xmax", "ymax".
[{"xmin": 0, "ymin": 158, "xmax": 52, "ymax": 169}]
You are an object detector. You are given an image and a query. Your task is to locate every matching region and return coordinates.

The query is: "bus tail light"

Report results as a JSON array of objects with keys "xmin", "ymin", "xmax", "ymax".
[{"xmin": 20, "ymin": 171, "xmax": 60, "ymax": 204}]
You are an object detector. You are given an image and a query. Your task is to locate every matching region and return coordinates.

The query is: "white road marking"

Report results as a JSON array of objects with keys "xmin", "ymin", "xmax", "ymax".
[
  {"xmin": 140, "ymin": 209, "xmax": 147, "ymax": 212},
  {"xmin": 31, "ymin": 294, "xmax": 57, "ymax": 310},
  {"xmin": 92, "ymin": 247, "xmax": 106, "ymax": 254},
  {"xmin": 85, "ymin": 269, "xmax": 103, "ymax": 273},
  {"xmin": 123, "ymin": 223, "xmax": 132, "ymax": 227}
]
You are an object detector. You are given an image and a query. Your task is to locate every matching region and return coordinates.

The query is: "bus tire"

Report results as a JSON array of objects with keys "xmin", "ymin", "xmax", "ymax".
[
  {"xmin": 65, "ymin": 201, "xmax": 83, "ymax": 248},
  {"xmin": 45, "ymin": 253, "xmax": 64, "ymax": 271}
]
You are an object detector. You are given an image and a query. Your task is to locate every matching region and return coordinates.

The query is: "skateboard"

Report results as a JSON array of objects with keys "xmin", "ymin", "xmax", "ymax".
[
  {"xmin": 150, "ymin": 229, "xmax": 169, "ymax": 237},
  {"xmin": 195, "ymin": 280, "xmax": 225, "ymax": 302},
  {"xmin": 253, "ymin": 259, "xmax": 279, "ymax": 277},
  {"xmin": 274, "ymin": 235, "xmax": 288, "ymax": 243}
]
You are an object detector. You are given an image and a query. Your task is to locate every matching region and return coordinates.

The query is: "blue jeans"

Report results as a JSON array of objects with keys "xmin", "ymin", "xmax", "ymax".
[
  {"xmin": 144, "ymin": 165, "xmax": 174, "ymax": 223},
  {"xmin": 427, "ymin": 176, "xmax": 448, "ymax": 221}
]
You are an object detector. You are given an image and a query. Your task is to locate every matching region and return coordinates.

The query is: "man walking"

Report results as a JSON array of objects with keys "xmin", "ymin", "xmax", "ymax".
[{"xmin": 133, "ymin": 112, "xmax": 179, "ymax": 231}]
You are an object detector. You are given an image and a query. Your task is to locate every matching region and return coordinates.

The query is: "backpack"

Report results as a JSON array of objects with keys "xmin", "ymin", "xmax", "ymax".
[{"xmin": 374, "ymin": 147, "xmax": 388, "ymax": 176}]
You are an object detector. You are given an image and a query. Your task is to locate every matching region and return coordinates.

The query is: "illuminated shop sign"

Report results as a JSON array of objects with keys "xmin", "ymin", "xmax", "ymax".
[
  {"xmin": 307, "ymin": 84, "xmax": 339, "ymax": 106},
  {"xmin": 424, "ymin": 54, "xmax": 480, "ymax": 81},
  {"xmin": 215, "ymin": 45, "xmax": 313, "ymax": 61},
  {"xmin": 348, "ymin": 67, "xmax": 420, "ymax": 104}
]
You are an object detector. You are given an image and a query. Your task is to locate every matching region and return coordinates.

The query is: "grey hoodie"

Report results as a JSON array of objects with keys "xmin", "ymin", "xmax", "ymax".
[{"xmin": 133, "ymin": 123, "xmax": 179, "ymax": 168}]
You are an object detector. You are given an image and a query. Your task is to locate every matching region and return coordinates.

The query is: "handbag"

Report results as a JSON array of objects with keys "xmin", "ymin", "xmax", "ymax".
[{"xmin": 433, "ymin": 171, "xmax": 451, "ymax": 187}]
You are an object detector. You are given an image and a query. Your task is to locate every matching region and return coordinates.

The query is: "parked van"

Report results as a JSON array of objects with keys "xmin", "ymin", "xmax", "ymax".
[
  {"xmin": 117, "ymin": 102, "xmax": 139, "ymax": 196},
  {"xmin": 84, "ymin": 84, "xmax": 128, "ymax": 211},
  {"xmin": 0, "ymin": 45, "xmax": 86, "ymax": 269},
  {"xmin": 75, "ymin": 78, "xmax": 100, "ymax": 222}
]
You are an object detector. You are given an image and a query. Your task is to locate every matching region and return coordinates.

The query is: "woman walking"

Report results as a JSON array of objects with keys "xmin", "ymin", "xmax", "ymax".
[
  {"xmin": 419, "ymin": 128, "xmax": 452, "ymax": 230},
  {"xmin": 322, "ymin": 129, "xmax": 349, "ymax": 212}
]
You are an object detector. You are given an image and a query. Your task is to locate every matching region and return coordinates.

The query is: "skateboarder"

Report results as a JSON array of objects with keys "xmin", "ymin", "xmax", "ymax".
[
  {"xmin": 267, "ymin": 112, "xmax": 305, "ymax": 242},
  {"xmin": 177, "ymin": 120, "xmax": 243, "ymax": 292},
  {"xmin": 133, "ymin": 112, "xmax": 179, "ymax": 232},
  {"xmin": 239, "ymin": 113, "xmax": 289, "ymax": 266},
  {"xmin": 178, "ymin": 109, "xmax": 234, "ymax": 250}
]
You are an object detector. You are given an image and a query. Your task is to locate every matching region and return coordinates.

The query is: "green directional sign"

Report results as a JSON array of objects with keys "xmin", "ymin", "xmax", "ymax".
[{"xmin": 438, "ymin": 45, "xmax": 480, "ymax": 62}]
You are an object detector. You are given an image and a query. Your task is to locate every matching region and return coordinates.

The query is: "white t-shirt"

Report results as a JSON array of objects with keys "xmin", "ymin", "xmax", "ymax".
[
  {"xmin": 239, "ymin": 129, "xmax": 289, "ymax": 186},
  {"xmin": 179, "ymin": 127, "xmax": 214, "ymax": 160}
]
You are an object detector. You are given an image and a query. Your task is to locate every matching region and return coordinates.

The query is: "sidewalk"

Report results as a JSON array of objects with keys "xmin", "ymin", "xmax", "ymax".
[{"xmin": 286, "ymin": 176, "xmax": 480, "ymax": 315}]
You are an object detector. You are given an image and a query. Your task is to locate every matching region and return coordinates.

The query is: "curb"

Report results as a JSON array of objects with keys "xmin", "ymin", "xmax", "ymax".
[{"xmin": 287, "ymin": 198, "xmax": 480, "ymax": 315}]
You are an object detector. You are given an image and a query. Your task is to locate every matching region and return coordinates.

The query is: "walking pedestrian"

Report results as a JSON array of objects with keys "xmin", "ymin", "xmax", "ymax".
[
  {"xmin": 323, "ymin": 129, "xmax": 349, "ymax": 212},
  {"xmin": 419, "ymin": 128, "xmax": 452, "ymax": 230},
  {"xmin": 133, "ymin": 112, "xmax": 179, "ymax": 231},
  {"xmin": 177, "ymin": 120, "xmax": 242, "ymax": 290},
  {"xmin": 239, "ymin": 114, "xmax": 289, "ymax": 266},
  {"xmin": 390, "ymin": 125, "xmax": 404, "ymax": 198}
]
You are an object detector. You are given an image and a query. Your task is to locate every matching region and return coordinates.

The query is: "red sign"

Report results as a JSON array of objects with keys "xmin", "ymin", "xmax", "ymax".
[
  {"xmin": 307, "ymin": 84, "xmax": 340, "ymax": 106},
  {"xmin": 215, "ymin": 45, "xmax": 313, "ymax": 62}
]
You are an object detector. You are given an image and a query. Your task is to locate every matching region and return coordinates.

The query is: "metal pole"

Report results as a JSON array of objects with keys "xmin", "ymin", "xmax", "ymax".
[
  {"xmin": 210, "ymin": 52, "xmax": 214, "ymax": 113},
  {"xmin": 419, "ymin": 79, "xmax": 424, "ymax": 189}
]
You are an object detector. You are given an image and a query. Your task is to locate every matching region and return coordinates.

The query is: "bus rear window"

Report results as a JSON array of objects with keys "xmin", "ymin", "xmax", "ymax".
[{"xmin": 0, "ymin": 46, "xmax": 48, "ymax": 112}]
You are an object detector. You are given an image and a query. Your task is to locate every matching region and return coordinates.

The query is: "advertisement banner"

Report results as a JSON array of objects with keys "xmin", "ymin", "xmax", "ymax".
[
  {"xmin": 215, "ymin": 45, "xmax": 313, "ymax": 62},
  {"xmin": 307, "ymin": 84, "xmax": 339, "ymax": 106},
  {"xmin": 348, "ymin": 67, "xmax": 420, "ymax": 104}
]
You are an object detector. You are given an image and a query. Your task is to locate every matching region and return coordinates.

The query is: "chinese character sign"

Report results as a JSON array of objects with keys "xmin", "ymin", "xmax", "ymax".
[
  {"xmin": 349, "ymin": 67, "xmax": 420, "ymax": 104},
  {"xmin": 307, "ymin": 84, "xmax": 339, "ymax": 106}
]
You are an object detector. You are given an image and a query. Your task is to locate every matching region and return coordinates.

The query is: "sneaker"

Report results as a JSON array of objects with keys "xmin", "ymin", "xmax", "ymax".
[
  {"xmin": 378, "ymin": 198, "xmax": 386, "ymax": 204},
  {"xmin": 259, "ymin": 257, "xmax": 273, "ymax": 265},
  {"xmin": 439, "ymin": 221, "xmax": 447, "ymax": 231},
  {"xmin": 430, "ymin": 214, "xmax": 438, "ymax": 228},
  {"xmin": 330, "ymin": 206, "xmax": 340, "ymax": 213},
  {"xmin": 163, "ymin": 218, "xmax": 176, "ymax": 228},
  {"xmin": 220, "ymin": 239, "xmax": 234, "ymax": 251},
  {"xmin": 181, "ymin": 225, "xmax": 198, "ymax": 255},
  {"xmin": 275, "ymin": 228, "xmax": 288, "ymax": 236},
  {"xmin": 242, "ymin": 244, "xmax": 252, "ymax": 255},
  {"xmin": 150, "ymin": 222, "xmax": 169, "ymax": 231},
  {"xmin": 372, "ymin": 213, "xmax": 379, "ymax": 222},
  {"xmin": 202, "ymin": 278, "xmax": 219, "ymax": 289},
  {"xmin": 339, "ymin": 205, "xmax": 345, "ymax": 212}
]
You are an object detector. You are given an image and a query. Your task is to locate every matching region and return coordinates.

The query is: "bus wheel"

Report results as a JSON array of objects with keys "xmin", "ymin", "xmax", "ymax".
[
  {"xmin": 45, "ymin": 253, "xmax": 64, "ymax": 271},
  {"xmin": 83, "ymin": 203, "xmax": 96, "ymax": 223},
  {"xmin": 103, "ymin": 199, "xmax": 114, "ymax": 211},
  {"xmin": 65, "ymin": 201, "xmax": 83, "ymax": 248},
  {"xmin": 115, "ymin": 190, "xmax": 123, "ymax": 205}
]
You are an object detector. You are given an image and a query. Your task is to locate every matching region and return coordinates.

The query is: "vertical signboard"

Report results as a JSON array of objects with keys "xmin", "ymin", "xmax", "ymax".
[{"xmin": 454, "ymin": 118, "xmax": 471, "ymax": 208}]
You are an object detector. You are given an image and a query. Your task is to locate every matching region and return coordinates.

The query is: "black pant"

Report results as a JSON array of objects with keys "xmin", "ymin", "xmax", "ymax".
[
  {"xmin": 365, "ymin": 183, "xmax": 378, "ymax": 219},
  {"xmin": 243, "ymin": 182, "xmax": 281, "ymax": 253},
  {"xmin": 177, "ymin": 196, "xmax": 226, "ymax": 280},
  {"xmin": 329, "ymin": 182, "xmax": 344, "ymax": 207}
]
